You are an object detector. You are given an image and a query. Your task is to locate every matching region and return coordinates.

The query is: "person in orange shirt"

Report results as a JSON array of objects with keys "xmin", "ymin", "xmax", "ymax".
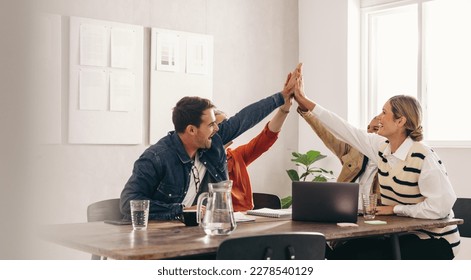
[{"xmin": 214, "ymin": 95, "xmax": 292, "ymax": 212}]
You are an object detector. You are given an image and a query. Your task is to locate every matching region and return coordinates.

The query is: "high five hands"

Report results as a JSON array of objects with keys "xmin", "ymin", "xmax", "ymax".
[
  {"xmin": 282, "ymin": 63, "xmax": 303, "ymax": 103},
  {"xmin": 281, "ymin": 62, "xmax": 315, "ymax": 112}
]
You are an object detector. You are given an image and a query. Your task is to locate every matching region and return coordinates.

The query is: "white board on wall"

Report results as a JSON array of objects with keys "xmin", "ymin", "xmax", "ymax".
[
  {"xmin": 149, "ymin": 28, "xmax": 213, "ymax": 144},
  {"xmin": 68, "ymin": 16, "xmax": 143, "ymax": 144}
]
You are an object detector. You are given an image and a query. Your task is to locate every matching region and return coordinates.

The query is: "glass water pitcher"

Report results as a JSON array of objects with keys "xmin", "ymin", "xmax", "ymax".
[{"xmin": 196, "ymin": 180, "xmax": 236, "ymax": 235}]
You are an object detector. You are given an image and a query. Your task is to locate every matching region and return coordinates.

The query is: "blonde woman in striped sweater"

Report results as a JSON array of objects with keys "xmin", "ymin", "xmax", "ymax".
[{"xmin": 294, "ymin": 73, "xmax": 460, "ymax": 259}]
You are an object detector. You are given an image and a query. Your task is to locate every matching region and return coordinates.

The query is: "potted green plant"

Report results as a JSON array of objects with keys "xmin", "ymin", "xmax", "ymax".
[{"xmin": 281, "ymin": 150, "xmax": 334, "ymax": 208}]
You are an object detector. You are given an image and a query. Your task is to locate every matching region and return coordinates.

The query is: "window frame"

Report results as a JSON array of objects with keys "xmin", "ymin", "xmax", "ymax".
[{"xmin": 360, "ymin": 0, "xmax": 471, "ymax": 147}]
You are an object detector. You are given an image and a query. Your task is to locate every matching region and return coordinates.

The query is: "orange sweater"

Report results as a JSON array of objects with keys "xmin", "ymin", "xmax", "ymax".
[{"xmin": 226, "ymin": 123, "xmax": 279, "ymax": 212}]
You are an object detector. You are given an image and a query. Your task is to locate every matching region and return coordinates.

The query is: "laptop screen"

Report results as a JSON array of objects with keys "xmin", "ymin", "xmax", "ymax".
[{"xmin": 291, "ymin": 181, "xmax": 359, "ymax": 223}]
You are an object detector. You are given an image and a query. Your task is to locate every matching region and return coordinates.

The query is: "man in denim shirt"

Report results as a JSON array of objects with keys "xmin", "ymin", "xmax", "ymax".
[{"xmin": 120, "ymin": 68, "xmax": 299, "ymax": 220}]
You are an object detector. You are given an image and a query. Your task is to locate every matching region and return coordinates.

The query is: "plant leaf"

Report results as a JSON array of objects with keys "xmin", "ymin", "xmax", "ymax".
[
  {"xmin": 281, "ymin": 196, "xmax": 292, "ymax": 209},
  {"xmin": 307, "ymin": 168, "xmax": 323, "ymax": 174},
  {"xmin": 311, "ymin": 154, "xmax": 327, "ymax": 164},
  {"xmin": 292, "ymin": 154, "xmax": 310, "ymax": 166},
  {"xmin": 306, "ymin": 150, "xmax": 321, "ymax": 162},
  {"xmin": 286, "ymin": 169, "xmax": 299, "ymax": 181},
  {"xmin": 300, "ymin": 171, "xmax": 310, "ymax": 178},
  {"xmin": 312, "ymin": 175, "xmax": 328, "ymax": 182},
  {"xmin": 291, "ymin": 152, "xmax": 301, "ymax": 158}
]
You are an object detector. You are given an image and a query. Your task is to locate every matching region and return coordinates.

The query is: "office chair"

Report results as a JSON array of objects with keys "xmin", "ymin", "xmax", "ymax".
[
  {"xmin": 252, "ymin": 192, "xmax": 282, "ymax": 210},
  {"xmin": 453, "ymin": 198, "xmax": 471, "ymax": 238},
  {"xmin": 87, "ymin": 198, "xmax": 123, "ymax": 260},
  {"xmin": 216, "ymin": 232, "xmax": 326, "ymax": 260}
]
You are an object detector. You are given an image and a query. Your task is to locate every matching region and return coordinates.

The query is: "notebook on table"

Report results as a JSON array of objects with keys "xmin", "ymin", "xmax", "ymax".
[
  {"xmin": 246, "ymin": 208, "xmax": 292, "ymax": 218},
  {"xmin": 291, "ymin": 181, "xmax": 359, "ymax": 223}
]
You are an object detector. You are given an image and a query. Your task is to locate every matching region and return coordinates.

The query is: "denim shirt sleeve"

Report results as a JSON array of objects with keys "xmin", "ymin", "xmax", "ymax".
[
  {"xmin": 120, "ymin": 151, "xmax": 184, "ymax": 220},
  {"xmin": 218, "ymin": 92, "xmax": 284, "ymax": 144}
]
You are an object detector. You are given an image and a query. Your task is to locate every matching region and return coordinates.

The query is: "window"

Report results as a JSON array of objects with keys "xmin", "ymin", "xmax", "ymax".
[{"xmin": 362, "ymin": 0, "xmax": 471, "ymax": 146}]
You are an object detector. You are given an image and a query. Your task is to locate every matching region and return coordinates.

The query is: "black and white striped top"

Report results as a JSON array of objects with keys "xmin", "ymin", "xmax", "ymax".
[{"xmin": 378, "ymin": 141, "xmax": 460, "ymax": 256}]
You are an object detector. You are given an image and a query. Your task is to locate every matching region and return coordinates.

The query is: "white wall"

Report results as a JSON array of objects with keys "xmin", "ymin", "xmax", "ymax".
[
  {"xmin": 298, "ymin": 0, "xmax": 350, "ymax": 176},
  {"xmin": 299, "ymin": 0, "xmax": 471, "ymax": 260},
  {"xmin": 16, "ymin": 0, "xmax": 299, "ymax": 259}
]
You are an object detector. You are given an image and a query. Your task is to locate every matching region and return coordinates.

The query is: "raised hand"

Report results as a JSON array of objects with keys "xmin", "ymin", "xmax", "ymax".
[
  {"xmin": 294, "ymin": 62, "xmax": 303, "ymax": 75},
  {"xmin": 281, "ymin": 63, "xmax": 303, "ymax": 99},
  {"xmin": 294, "ymin": 74, "xmax": 307, "ymax": 111},
  {"xmin": 295, "ymin": 75, "xmax": 305, "ymax": 97},
  {"xmin": 281, "ymin": 72, "xmax": 295, "ymax": 98},
  {"xmin": 294, "ymin": 71, "xmax": 315, "ymax": 112}
]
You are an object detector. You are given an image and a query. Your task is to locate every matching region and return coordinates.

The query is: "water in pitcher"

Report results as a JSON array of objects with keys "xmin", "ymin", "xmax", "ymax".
[{"xmin": 202, "ymin": 209, "xmax": 235, "ymax": 235}]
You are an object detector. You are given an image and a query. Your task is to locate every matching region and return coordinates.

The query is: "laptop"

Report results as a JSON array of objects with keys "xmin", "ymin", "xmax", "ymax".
[{"xmin": 292, "ymin": 181, "xmax": 359, "ymax": 223}]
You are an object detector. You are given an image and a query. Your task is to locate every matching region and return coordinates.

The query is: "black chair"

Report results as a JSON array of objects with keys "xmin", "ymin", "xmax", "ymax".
[
  {"xmin": 87, "ymin": 198, "xmax": 123, "ymax": 260},
  {"xmin": 453, "ymin": 198, "xmax": 471, "ymax": 238},
  {"xmin": 252, "ymin": 192, "xmax": 281, "ymax": 209},
  {"xmin": 216, "ymin": 232, "xmax": 326, "ymax": 260}
]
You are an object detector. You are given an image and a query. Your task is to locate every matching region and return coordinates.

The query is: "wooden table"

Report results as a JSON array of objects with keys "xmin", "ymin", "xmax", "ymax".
[{"xmin": 39, "ymin": 215, "xmax": 463, "ymax": 260}]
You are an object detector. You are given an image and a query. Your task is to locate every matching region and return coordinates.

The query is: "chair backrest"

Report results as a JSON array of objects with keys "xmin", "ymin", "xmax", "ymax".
[
  {"xmin": 87, "ymin": 198, "xmax": 123, "ymax": 260},
  {"xmin": 216, "ymin": 232, "xmax": 326, "ymax": 260},
  {"xmin": 87, "ymin": 198, "xmax": 123, "ymax": 222},
  {"xmin": 252, "ymin": 192, "xmax": 281, "ymax": 210},
  {"xmin": 453, "ymin": 198, "xmax": 471, "ymax": 238}
]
